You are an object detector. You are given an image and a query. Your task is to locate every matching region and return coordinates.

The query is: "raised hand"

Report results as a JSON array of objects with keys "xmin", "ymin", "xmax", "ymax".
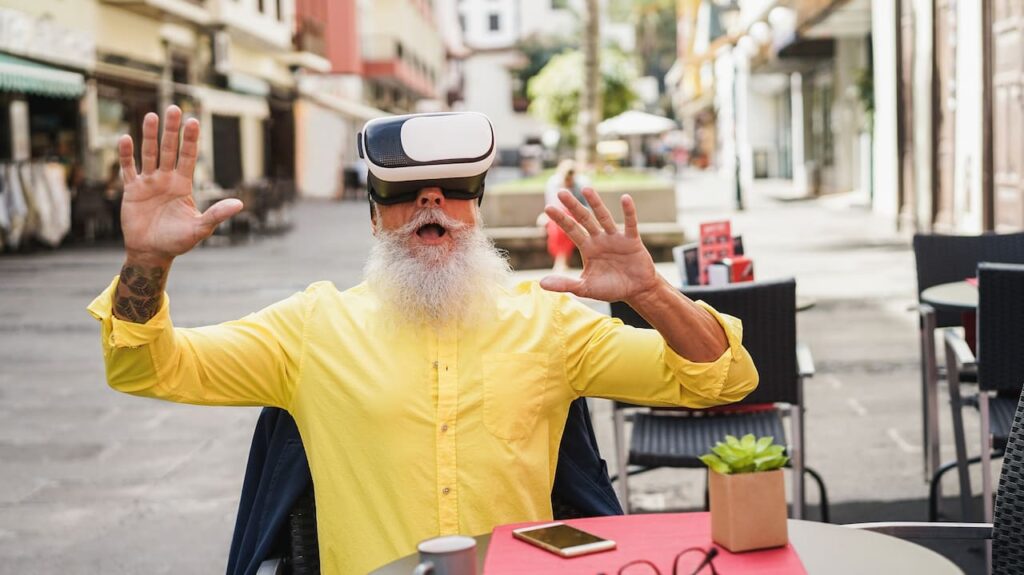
[
  {"xmin": 118, "ymin": 106, "xmax": 243, "ymax": 266},
  {"xmin": 539, "ymin": 188, "xmax": 661, "ymax": 303}
]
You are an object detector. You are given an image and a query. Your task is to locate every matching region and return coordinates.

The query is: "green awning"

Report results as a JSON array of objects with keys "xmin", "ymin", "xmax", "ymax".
[{"xmin": 0, "ymin": 53, "xmax": 85, "ymax": 99}]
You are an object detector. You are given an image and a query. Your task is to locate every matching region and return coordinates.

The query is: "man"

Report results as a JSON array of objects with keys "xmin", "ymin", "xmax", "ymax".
[{"xmin": 88, "ymin": 107, "xmax": 757, "ymax": 573}]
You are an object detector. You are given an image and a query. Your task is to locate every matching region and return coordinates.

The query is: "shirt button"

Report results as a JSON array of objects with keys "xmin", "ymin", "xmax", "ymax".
[
  {"xmin": 442, "ymin": 487, "xmax": 450, "ymax": 495},
  {"xmin": 433, "ymin": 361, "xmax": 439, "ymax": 369},
  {"xmin": 441, "ymin": 423, "xmax": 449, "ymax": 432}
]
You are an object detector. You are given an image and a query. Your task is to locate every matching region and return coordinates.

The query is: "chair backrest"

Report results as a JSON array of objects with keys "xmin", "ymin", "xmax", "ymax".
[
  {"xmin": 913, "ymin": 232, "xmax": 1024, "ymax": 327},
  {"xmin": 610, "ymin": 277, "xmax": 798, "ymax": 405},
  {"xmin": 992, "ymin": 386, "xmax": 1024, "ymax": 572},
  {"xmin": 977, "ymin": 263, "xmax": 1024, "ymax": 394},
  {"xmin": 228, "ymin": 399, "xmax": 621, "ymax": 572}
]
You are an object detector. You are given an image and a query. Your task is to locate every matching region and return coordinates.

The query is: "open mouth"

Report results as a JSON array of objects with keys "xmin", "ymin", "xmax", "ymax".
[{"xmin": 416, "ymin": 223, "xmax": 447, "ymax": 240}]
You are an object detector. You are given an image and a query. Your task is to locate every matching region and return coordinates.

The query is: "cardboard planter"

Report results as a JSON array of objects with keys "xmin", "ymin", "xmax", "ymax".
[{"xmin": 708, "ymin": 468, "xmax": 788, "ymax": 552}]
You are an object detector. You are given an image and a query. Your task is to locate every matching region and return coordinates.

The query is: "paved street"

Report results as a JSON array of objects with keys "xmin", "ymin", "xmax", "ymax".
[{"xmin": 0, "ymin": 171, "xmax": 984, "ymax": 573}]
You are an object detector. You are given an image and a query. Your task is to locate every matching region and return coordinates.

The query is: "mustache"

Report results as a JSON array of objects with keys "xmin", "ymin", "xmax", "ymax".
[{"xmin": 392, "ymin": 207, "xmax": 470, "ymax": 236}]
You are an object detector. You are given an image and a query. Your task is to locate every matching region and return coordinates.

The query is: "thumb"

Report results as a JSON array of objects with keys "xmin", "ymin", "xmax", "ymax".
[
  {"xmin": 539, "ymin": 275, "xmax": 584, "ymax": 294},
  {"xmin": 200, "ymin": 198, "xmax": 244, "ymax": 229}
]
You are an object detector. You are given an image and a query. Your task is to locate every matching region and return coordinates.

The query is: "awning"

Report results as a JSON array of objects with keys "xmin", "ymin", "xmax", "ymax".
[
  {"xmin": 303, "ymin": 91, "xmax": 388, "ymax": 122},
  {"xmin": 0, "ymin": 54, "xmax": 85, "ymax": 98},
  {"xmin": 195, "ymin": 86, "xmax": 269, "ymax": 119},
  {"xmin": 598, "ymin": 110, "xmax": 678, "ymax": 138}
]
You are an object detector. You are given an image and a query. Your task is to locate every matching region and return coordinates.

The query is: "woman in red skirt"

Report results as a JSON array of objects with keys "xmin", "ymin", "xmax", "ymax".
[{"xmin": 542, "ymin": 160, "xmax": 590, "ymax": 272}]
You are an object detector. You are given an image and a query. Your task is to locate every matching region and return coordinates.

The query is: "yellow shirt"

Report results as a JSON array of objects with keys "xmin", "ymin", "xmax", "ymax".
[{"xmin": 88, "ymin": 278, "xmax": 757, "ymax": 573}]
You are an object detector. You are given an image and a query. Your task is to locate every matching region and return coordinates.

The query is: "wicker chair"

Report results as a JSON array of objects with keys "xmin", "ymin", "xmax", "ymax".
[
  {"xmin": 609, "ymin": 278, "xmax": 827, "ymax": 520},
  {"xmin": 913, "ymin": 233, "xmax": 1024, "ymax": 490},
  {"xmin": 850, "ymin": 374, "xmax": 1024, "ymax": 574},
  {"xmin": 937, "ymin": 263, "xmax": 1024, "ymax": 527}
]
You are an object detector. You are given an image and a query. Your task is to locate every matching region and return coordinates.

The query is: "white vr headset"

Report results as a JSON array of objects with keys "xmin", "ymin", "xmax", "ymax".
[{"xmin": 357, "ymin": 112, "xmax": 496, "ymax": 205}]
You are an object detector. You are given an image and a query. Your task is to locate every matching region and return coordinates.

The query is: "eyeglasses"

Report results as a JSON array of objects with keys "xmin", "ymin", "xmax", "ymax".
[{"xmin": 612, "ymin": 546, "xmax": 720, "ymax": 575}]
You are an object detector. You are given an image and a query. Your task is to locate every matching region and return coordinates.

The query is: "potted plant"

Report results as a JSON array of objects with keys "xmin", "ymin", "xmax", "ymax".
[{"xmin": 700, "ymin": 434, "xmax": 789, "ymax": 552}]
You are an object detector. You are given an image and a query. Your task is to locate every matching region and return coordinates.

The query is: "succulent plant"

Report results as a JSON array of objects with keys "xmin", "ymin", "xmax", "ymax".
[{"xmin": 699, "ymin": 434, "xmax": 789, "ymax": 475}]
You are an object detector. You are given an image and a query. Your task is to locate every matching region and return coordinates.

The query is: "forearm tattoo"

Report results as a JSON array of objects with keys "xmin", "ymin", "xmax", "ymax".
[{"xmin": 113, "ymin": 264, "xmax": 167, "ymax": 323}]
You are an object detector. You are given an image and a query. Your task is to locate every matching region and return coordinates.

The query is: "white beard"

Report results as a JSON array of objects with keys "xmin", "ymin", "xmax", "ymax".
[{"xmin": 364, "ymin": 207, "xmax": 512, "ymax": 326}]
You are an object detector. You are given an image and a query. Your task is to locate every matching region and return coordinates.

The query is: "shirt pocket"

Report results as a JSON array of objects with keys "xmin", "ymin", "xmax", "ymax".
[{"xmin": 483, "ymin": 352, "xmax": 548, "ymax": 441}]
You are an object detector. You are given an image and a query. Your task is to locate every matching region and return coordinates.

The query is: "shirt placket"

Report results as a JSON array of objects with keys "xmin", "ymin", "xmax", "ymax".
[{"xmin": 435, "ymin": 323, "xmax": 460, "ymax": 533}]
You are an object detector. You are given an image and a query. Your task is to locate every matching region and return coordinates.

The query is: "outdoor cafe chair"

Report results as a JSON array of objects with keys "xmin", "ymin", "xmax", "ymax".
[
  {"xmin": 233, "ymin": 398, "xmax": 621, "ymax": 575},
  {"xmin": 913, "ymin": 232, "xmax": 1024, "ymax": 486},
  {"xmin": 934, "ymin": 263, "xmax": 1024, "ymax": 525},
  {"xmin": 849, "ymin": 378, "xmax": 1024, "ymax": 575},
  {"xmin": 609, "ymin": 278, "xmax": 828, "ymax": 520}
]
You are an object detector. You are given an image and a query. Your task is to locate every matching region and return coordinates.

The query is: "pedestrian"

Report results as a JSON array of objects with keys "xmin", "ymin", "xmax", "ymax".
[
  {"xmin": 541, "ymin": 159, "xmax": 590, "ymax": 272},
  {"xmin": 104, "ymin": 160, "xmax": 124, "ymax": 239},
  {"xmin": 88, "ymin": 107, "xmax": 758, "ymax": 574}
]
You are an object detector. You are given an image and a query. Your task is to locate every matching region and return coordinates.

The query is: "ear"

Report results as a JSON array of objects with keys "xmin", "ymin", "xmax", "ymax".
[{"xmin": 369, "ymin": 202, "xmax": 380, "ymax": 236}]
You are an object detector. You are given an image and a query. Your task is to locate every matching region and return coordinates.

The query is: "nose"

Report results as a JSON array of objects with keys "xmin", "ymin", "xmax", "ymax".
[{"xmin": 417, "ymin": 187, "xmax": 445, "ymax": 208}]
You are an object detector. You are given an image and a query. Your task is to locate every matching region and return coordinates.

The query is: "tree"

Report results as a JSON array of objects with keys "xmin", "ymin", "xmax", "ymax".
[
  {"xmin": 579, "ymin": 0, "xmax": 601, "ymax": 166},
  {"xmin": 527, "ymin": 49, "xmax": 637, "ymax": 152},
  {"xmin": 512, "ymin": 34, "xmax": 577, "ymax": 112}
]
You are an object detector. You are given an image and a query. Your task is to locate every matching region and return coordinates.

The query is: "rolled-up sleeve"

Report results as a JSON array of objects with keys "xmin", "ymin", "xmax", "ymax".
[
  {"xmin": 559, "ymin": 296, "xmax": 758, "ymax": 408},
  {"xmin": 87, "ymin": 277, "xmax": 318, "ymax": 409}
]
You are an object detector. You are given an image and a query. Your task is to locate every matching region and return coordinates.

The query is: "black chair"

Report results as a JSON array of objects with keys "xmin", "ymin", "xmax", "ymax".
[
  {"xmin": 237, "ymin": 397, "xmax": 621, "ymax": 575},
  {"xmin": 913, "ymin": 233, "xmax": 1024, "ymax": 489},
  {"xmin": 938, "ymin": 263, "xmax": 1024, "ymax": 526},
  {"xmin": 849, "ymin": 380, "xmax": 1024, "ymax": 574},
  {"xmin": 609, "ymin": 278, "xmax": 826, "ymax": 520}
]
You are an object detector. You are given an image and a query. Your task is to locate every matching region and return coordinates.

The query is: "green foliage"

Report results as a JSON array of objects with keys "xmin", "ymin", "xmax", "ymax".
[
  {"xmin": 854, "ymin": 67, "xmax": 874, "ymax": 129},
  {"xmin": 513, "ymin": 35, "xmax": 578, "ymax": 108},
  {"xmin": 699, "ymin": 434, "xmax": 789, "ymax": 475},
  {"xmin": 527, "ymin": 49, "xmax": 637, "ymax": 148}
]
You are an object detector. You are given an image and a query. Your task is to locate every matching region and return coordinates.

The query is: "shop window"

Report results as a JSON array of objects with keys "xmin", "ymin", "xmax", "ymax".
[
  {"xmin": 0, "ymin": 95, "xmax": 12, "ymax": 160},
  {"xmin": 27, "ymin": 95, "xmax": 80, "ymax": 164},
  {"xmin": 552, "ymin": 0, "xmax": 568, "ymax": 8},
  {"xmin": 171, "ymin": 54, "xmax": 190, "ymax": 86},
  {"xmin": 489, "ymin": 13, "xmax": 500, "ymax": 32},
  {"xmin": 276, "ymin": 0, "xmax": 284, "ymax": 20},
  {"xmin": 258, "ymin": 0, "xmax": 265, "ymax": 13},
  {"xmin": 211, "ymin": 114, "xmax": 243, "ymax": 190}
]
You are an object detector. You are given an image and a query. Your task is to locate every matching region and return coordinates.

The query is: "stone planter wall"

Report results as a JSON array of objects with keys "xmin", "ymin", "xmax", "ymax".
[
  {"xmin": 482, "ymin": 181, "xmax": 680, "ymax": 227},
  {"xmin": 482, "ymin": 179, "xmax": 684, "ymax": 269}
]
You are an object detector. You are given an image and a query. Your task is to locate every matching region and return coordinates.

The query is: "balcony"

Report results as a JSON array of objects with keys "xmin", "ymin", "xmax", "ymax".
[
  {"xmin": 361, "ymin": 35, "xmax": 438, "ymax": 99},
  {"xmin": 100, "ymin": 0, "xmax": 212, "ymax": 26}
]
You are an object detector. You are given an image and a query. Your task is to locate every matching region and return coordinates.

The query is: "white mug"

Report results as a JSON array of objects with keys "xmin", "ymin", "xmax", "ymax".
[{"xmin": 411, "ymin": 535, "xmax": 477, "ymax": 575}]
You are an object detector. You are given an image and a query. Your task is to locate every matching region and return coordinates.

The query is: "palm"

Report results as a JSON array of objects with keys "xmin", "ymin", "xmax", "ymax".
[
  {"xmin": 540, "ymin": 189, "xmax": 660, "ymax": 302},
  {"xmin": 117, "ymin": 107, "xmax": 242, "ymax": 261}
]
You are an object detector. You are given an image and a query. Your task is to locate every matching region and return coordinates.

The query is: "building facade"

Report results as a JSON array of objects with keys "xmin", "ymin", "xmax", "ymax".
[
  {"xmin": 0, "ymin": 0, "xmax": 343, "ymax": 248},
  {"xmin": 670, "ymin": 0, "xmax": 1023, "ymax": 234}
]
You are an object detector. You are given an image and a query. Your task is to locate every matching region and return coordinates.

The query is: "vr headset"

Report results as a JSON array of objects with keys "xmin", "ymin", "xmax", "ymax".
[{"xmin": 357, "ymin": 112, "xmax": 496, "ymax": 205}]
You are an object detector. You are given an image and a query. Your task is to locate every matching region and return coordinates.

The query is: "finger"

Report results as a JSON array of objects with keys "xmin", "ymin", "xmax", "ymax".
[
  {"xmin": 558, "ymin": 189, "xmax": 601, "ymax": 236},
  {"xmin": 199, "ymin": 198, "xmax": 244, "ymax": 232},
  {"xmin": 545, "ymin": 204, "xmax": 589, "ymax": 246},
  {"xmin": 118, "ymin": 135, "xmax": 138, "ymax": 185},
  {"xmin": 158, "ymin": 106, "xmax": 182, "ymax": 172},
  {"xmin": 140, "ymin": 112, "xmax": 159, "ymax": 174},
  {"xmin": 584, "ymin": 187, "xmax": 618, "ymax": 234},
  {"xmin": 176, "ymin": 118, "xmax": 200, "ymax": 179},
  {"xmin": 539, "ymin": 274, "xmax": 584, "ymax": 294},
  {"xmin": 622, "ymin": 194, "xmax": 639, "ymax": 239}
]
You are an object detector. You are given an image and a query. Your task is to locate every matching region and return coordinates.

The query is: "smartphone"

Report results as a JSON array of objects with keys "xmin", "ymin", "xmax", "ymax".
[{"xmin": 512, "ymin": 522, "xmax": 616, "ymax": 557}]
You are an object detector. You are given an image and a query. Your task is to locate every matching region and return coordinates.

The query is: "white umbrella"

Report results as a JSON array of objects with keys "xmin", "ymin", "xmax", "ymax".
[{"xmin": 598, "ymin": 110, "xmax": 678, "ymax": 138}]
